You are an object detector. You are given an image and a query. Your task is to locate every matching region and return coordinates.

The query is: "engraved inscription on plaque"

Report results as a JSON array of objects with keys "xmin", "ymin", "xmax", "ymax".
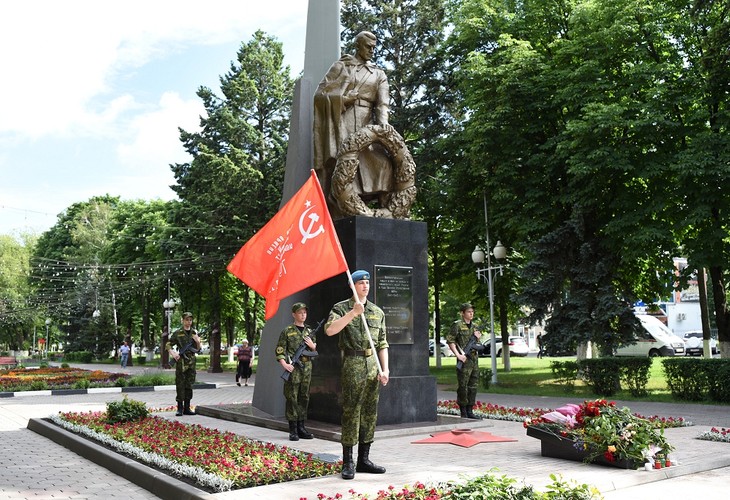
[{"xmin": 374, "ymin": 265, "xmax": 413, "ymax": 344}]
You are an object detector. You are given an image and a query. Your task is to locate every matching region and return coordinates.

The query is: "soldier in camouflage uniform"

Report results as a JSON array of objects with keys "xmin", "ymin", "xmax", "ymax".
[
  {"xmin": 325, "ymin": 270, "xmax": 389, "ymax": 480},
  {"xmin": 446, "ymin": 303, "xmax": 482, "ymax": 419},
  {"xmin": 276, "ymin": 302, "xmax": 317, "ymax": 441},
  {"xmin": 167, "ymin": 312, "xmax": 201, "ymax": 416}
]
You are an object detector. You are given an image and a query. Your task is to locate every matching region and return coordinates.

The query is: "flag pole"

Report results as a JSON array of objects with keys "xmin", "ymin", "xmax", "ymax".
[{"xmin": 346, "ymin": 269, "xmax": 384, "ymax": 376}]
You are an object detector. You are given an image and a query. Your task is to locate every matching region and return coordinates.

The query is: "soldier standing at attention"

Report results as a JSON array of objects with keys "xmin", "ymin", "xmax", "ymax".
[
  {"xmin": 276, "ymin": 302, "xmax": 317, "ymax": 441},
  {"xmin": 167, "ymin": 311, "xmax": 201, "ymax": 417},
  {"xmin": 325, "ymin": 270, "xmax": 389, "ymax": 480},
  {"xmin": 447, "ymin": 303, "xmax": 482, "ymax": 419}
]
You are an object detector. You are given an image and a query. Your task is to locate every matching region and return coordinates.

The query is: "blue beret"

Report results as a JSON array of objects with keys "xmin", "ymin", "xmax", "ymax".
[{"xmin": 351, "ymin": 270, "xmax": 370, "ymax": 283}]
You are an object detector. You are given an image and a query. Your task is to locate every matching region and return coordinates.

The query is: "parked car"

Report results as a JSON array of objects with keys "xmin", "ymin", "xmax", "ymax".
[
  {"xmin": 429, "ymin": 339, "xmax": 454, "ymax": 357},
  {"xmin": 615, "ymin": 314, "xmax": 685, "ymax": 357},
  {"xmin": 481, "ymin": 336, "xmax": 530, "ymax": 357},
  {"xmin": 682, "ymin": 331, "xmax": 718, "ymax": 356}
]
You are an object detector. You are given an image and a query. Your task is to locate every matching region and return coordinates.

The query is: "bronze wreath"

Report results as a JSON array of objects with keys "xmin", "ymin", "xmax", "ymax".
[{"xmin": 330, "ymin": 123, "xmax": 416, "ymax": 219}]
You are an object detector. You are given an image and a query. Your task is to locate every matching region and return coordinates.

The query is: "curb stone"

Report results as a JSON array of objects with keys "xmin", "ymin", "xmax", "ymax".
[{"xmin": 0, "ymin": 382, "xmax": 217, "ymax": 398}]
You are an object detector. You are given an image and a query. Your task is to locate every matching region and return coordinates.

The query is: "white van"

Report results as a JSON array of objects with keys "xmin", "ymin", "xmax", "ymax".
[{"xmin": 615, "ymin": 314, "xmax": 685, "ymax": 357}]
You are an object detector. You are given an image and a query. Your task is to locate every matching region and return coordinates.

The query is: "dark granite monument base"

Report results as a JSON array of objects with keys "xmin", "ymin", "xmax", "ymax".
[{"xmin": 306, "ymin": 216, "xmax": 437, "ymax": 426}]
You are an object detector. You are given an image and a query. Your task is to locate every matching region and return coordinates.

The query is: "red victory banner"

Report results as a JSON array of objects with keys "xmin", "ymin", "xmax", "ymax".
[{"xmin": 227, "ymin": 170, "xmax": 348, "ymax": 319}]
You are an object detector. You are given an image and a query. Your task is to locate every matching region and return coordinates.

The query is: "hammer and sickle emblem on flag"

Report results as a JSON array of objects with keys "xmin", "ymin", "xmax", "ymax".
[{"xmin": 299, "ymin": 205, "xmax": 324, "ymax": 244}]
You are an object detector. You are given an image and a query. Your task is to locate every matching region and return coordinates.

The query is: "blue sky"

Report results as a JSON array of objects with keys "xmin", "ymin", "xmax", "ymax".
[{"xmin": 0, "ymin": 0, "xmax": 309, "ymax": 238}]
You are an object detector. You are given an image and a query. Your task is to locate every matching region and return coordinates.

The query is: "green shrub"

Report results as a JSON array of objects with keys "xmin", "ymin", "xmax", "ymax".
[
  {"xmin": 577, "ymin": 358, "xmax": 622, "ymax": 396},
  {"xmin": 662, "ymin": 358, "xmax": 709, "ymax": 401},
  {"xmin": 478, "ymin": 368, "xmax": 492, "ymax": 390},
  {"xmin": 618, "ymin": 357, "xmax": 653, "ymax": 397},
  {"xmin": 114, "ymin": 377, "xmax": 128, "ymax": 387},
  {"xmin": 73, "ymin": 378, "xmax": 91, "ymax": 390},
  {"xmin": 541, "ymin": 473, "xmax": 603, "ymax": 499},
  {"xmin": 136, "ymin": 356, "xmax": 147, "ymax": 365},
  {"xmin": 61, "ymin": 363, "xmax": 70, "ymax": 368},
  {"xmin": 444, "ymin": 469, "xmax": 534, "ymax": 499},
  {"xmin": 550, "ymin": 360, "xmax": 578, "ymax": 393},
  {"xmin": 30, "ymin": 380, "xmax": 49, "ymax": 391},
  {"xmin": 705, "ymin": 359, "xmax": 730, "ymax": 403},
  {"xmin": 128, "ymin": 373, "xmax": 175, "ymax": 387},
  {"xmin": 64, "ymin": 351, "xmax": 94, "ymax": 363},
  {"xmin": 106, "ymin": 396, "xmax": 149, "ymax": 424}
]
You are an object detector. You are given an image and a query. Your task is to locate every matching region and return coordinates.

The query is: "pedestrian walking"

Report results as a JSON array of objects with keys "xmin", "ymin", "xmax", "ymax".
[
  {"xmin": 119, "ymin": 341, "xmax": 130, "ymax": 368},
  {"xmin": 236, "ymin": 339, "xmax": 254, "ymax": 386}
]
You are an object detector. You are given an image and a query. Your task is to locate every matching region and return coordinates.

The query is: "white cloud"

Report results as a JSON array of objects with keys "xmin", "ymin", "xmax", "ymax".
[
  {"xmin": 0, "ymin": 0, "xmax": 307, "ymax": 138},
  {"xmin": 114, "ymin": 91, "xmax": 204, "ymax": 201},
  {"xmin": 117, "ymin": 91, "xmax": 203, "ymax": 170},
  {"xmin": 0, "ymin": 0, "xmax": 309, "ymax": 235}
]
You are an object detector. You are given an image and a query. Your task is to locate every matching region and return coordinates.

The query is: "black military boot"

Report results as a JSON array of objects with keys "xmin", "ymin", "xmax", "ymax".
[
  {"xmin": 297, "ymin": 420, "xmax": 314, "ymax": 439},
  {"xmin": 183, "ymin": 400, "xmax": 196, "ymax": 415},
  {"xmin": 459, "ymin": 405, "xmax": 467, "ymax": 418},
  {"xmin": 356, "ymin": 442, "xmax": 386, "ymax": 474},
  {"xmin": 466, "ymin": 406, "xmax": 479, "ymax": 419},
  {"xmin": 175, "ymin": 401, "xmax": 183, "ymax": 416},
  {"xmin": 288, "ymin": 421, "xmax": 299, "ymax": 441},
  {"xmin": 341, "ymin": 446, "xmax": 355, "ymax": 480}
]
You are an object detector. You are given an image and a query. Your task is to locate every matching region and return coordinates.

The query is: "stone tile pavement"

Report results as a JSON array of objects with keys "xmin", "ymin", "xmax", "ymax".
[{"xmin": 1, "ymin": 363, "xmax": 728, "ymax": 499}]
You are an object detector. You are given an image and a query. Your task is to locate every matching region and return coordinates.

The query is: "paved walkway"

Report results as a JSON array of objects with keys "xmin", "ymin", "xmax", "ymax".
[{"xmin": 1, "ymin": 363, "xmax": 728, "ymax": 499}]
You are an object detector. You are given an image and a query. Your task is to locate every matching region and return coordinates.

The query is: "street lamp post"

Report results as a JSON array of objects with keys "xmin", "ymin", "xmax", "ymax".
[
  {"xmin": 45, "ymin": 318, "xmax": 51, "ymax": 358},
  {"xmin": 163, "ymin": 297, "xmax": 177, "ymax": 368},
  {"xmin": 472, "ymin": 241, "xmax": 507, "ymax": 385}
]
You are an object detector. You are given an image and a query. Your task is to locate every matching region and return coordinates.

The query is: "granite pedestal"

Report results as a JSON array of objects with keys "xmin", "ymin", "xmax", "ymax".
[{"xmin": 307, "ymin": 216, "xmax": 437, "ymax": 426}]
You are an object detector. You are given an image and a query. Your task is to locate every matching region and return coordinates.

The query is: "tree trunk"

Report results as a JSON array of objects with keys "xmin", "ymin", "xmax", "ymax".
[{"xmin": 708, "ymin": 265, "xmax": 730, "ymax": 359}]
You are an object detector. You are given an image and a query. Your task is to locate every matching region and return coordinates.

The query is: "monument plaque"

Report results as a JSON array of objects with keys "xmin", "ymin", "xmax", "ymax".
[{"xmin": 374, "ymin": 265, "xmax": 413, "ymax": 345}]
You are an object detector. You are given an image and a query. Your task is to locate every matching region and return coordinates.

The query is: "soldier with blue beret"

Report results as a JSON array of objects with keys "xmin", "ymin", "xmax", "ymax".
[{"xmin": 325, "ymin": 269, "xmax": 389, "ymax": 480}]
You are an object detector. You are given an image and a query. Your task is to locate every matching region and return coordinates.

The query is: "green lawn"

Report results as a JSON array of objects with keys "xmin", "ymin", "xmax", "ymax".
[
  {"xmin": 429, "ymin": 355, "xmax": 680, "ymax": 403},
  {"xmin": 86, "ymin": 352, "xmax": 704, "ymax": 404}
]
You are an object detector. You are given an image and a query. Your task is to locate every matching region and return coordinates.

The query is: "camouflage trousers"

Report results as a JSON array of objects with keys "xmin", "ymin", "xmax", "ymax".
[
  {"xmin": 456, "ymin": 355, "xmax": 479, "ymax": 406},
  {"xmin": 175, "ymin": 362, "xmax": 197, "ymax": 402},
  {"xmin": 340, "ymin": 355, "xmax": 380, "ymax": 446},
  {"xmin": 283, "ymin": 361, "xmax": 312, "ymax": 421}
]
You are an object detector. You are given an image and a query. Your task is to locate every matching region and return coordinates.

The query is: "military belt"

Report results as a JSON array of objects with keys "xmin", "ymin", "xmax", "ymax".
[
  {"xmin": 344, "ymin": 348, "xmax": 372, "ymax": 357},
  {"xmin": 354, "ymin": 98, "xmax": 373, "ymax": 108}
]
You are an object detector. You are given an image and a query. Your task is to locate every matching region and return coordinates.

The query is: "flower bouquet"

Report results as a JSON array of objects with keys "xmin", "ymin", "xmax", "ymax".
[{"xmin": 524, "ymin": 399, "xmax": 673, "ymax": 469}]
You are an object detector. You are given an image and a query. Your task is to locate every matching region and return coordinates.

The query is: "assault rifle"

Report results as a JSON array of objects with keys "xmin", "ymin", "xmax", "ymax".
[
  {"xmin": 281, "ymin": 319, "xmax": 324, "ymax": 381},
  {"xmin": 169, "ymin": 337, "xmax": 200, "ymax": 369},
  {"xmin": 456, "ymin": 334, "xmax": 485, "ymax": 371}
]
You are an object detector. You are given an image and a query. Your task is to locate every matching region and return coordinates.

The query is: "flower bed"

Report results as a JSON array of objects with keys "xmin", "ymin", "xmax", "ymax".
[
  {"xmin": 0, "ymin": 367, "xmax": 129, "ymax": 392},
  {"xmin": 47, "ymin": 399, "xmax": 669, "ymax": 498},
  {"xmin": 436, "ymin": 399, "xmax": 690, "ymax": 428},
  {"xmin": 310, "ymin": 473, "xmax": 602, "ymax": 499},
  {"xmin": 523, "ymin": 399, "xmax": 674, "ymax": 467},
  {"xmin": 437, "ymin": 399, "xmax": 546, "ymax": 421},
  {"xmin": 53, "ymin": 409, "xmax": 340, "ymax": 492},
  {"xmin": 697, "ymin": 427, "xmax": 730, "ymax": 443}
]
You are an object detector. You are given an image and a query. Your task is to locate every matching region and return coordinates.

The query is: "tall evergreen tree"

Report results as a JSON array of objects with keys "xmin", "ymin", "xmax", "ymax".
[{"xmin": 170, "ymin": 30, "xmax": 294, "ymax": 368}]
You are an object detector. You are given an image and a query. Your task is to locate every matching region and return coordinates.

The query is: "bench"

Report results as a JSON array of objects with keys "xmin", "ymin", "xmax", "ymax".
[{"xmin": 0, "ymin": 356, "xmax": 18, "ymax": 369}]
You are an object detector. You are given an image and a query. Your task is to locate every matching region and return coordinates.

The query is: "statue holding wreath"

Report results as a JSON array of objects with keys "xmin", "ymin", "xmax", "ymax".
[{"xmin": 313, "ymin": 31, "xmax": 416, "ymax": 220}]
